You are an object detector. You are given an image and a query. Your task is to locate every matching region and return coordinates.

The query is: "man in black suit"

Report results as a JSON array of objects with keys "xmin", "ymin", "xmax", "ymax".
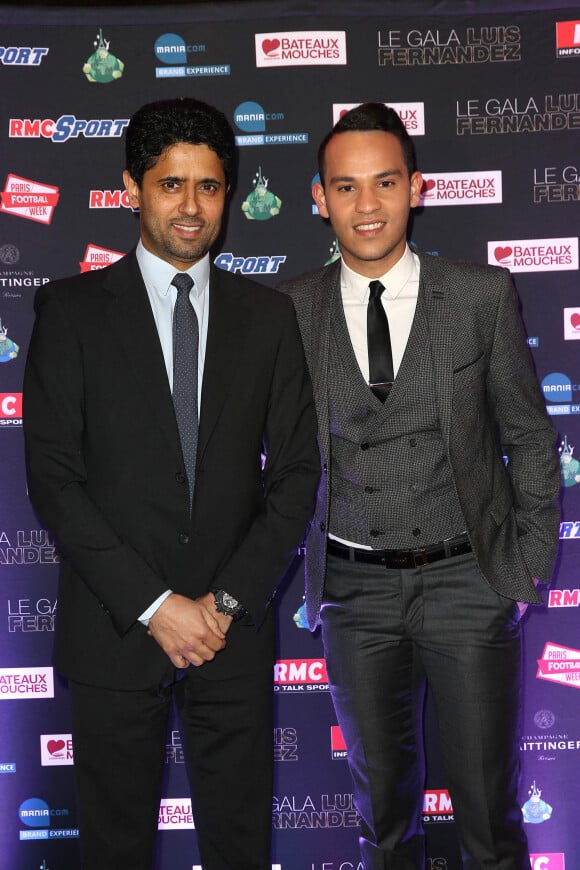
[
  {"xmin": 23, "ymin": 98, "xmax": 320, "ymax": 870},
  {"xmin": 281, "ymin": 103, "xmax": 560, "ymax": 869}
]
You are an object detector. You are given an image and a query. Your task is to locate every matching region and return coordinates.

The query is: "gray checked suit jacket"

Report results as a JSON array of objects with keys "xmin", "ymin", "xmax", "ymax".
[{"xmin": 280, "ymin": 253, "xmax": 561, "ymax": 629}]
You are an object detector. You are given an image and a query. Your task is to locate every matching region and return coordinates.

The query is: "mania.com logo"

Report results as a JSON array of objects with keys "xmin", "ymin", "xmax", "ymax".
[
  {"xmin": 333, "ymin": 102, "xmax": 425, "ymax": 135},
  {"xmin": 420, "ymin": 171, "xmax": 502, "ymax": 205},
  {"xmin": 274, "ymin": 658, "xmax": 328, "ymax": 692},
  {"xmin": 487, "ymin": 237, "xmax": 578, "ymax": 273},
  {"xmin": 255, "ymin": 31, "xmax": 347, "ymax": 67}
]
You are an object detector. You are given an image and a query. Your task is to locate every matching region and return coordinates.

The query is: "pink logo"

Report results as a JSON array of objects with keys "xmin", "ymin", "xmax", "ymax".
[
  {"xmin": 494, "ymin": 246, "xmax": 513, "ymax": 262},
  {"xmin": 262, "ymin": 38, "xmax": 280, "ymax": 56},
  {"xmin": 571, "ymin": 313, "xmax": 580, "ymax": 330},
  {"xmin": 47, "ymin": 739, "xmax": 65, "ymax": 756},
  {"xmin": 421, "ymin": 179, "xmax": 436, "ymax": 195}
]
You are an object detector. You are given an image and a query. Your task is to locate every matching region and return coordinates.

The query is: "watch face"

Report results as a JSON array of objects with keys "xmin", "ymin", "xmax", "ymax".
[{"xmin": 222, "ymin": 592, "xmax": 238, "ymax": 609}]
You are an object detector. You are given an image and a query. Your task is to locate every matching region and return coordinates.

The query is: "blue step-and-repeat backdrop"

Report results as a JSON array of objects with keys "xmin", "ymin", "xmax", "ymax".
[{"xmin": 0, "ymin": 1, "xmax": 579, "ymax": 868}]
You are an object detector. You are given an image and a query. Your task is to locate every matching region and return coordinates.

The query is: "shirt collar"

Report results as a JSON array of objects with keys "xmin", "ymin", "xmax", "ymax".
[
  {"xmin": 341, "ymin": 244, "xmax": 417, "ymax": 302},
  {"xmin": 136, "ymin": 240, "xmax": 210, "ymax": 298}
]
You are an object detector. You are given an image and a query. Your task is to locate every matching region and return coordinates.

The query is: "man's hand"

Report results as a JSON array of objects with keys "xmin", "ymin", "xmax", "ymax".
[{"xmin": 147, "ymin": 592, "xmax": 228, "ymax": 668}]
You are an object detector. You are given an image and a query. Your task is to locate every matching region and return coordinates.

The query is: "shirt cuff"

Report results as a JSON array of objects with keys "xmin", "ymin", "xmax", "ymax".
[{"xmin": 138, "ymin": 590, "xmax": 173, "ymax": 626}]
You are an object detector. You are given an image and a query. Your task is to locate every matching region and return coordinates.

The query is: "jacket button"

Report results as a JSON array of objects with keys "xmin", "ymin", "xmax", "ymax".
[
  {"xmin": 370, "ymin": 529, "xmax": 380, "ymax": 537},
  {"xmin": 323, "ymin": 463, "xmax": 328, "ymax": 473},
  {"xmin": 412, "ymin": 528, "xmax": 420, "ymax": 537},
  {"xmin": 178, "ymin": 533, "xmax": 189, "ymax": 545},
  {"xmin": 361, "ymin": 442, "xmax": 370, "ymax": 451},
  {"xmin": 364, "ymin": 486, "xmax": 374, "ymax": 494},
  {"xmin": 320, "ymin": 522, "xmax": 326, "ymax": 532},
  {"xmin": 409, "ymin": 438, "xmax": 417, "ymax": 447},
  {"xmin": 175, "ymin": 472, "xmax": 187, "ymax": 484}
]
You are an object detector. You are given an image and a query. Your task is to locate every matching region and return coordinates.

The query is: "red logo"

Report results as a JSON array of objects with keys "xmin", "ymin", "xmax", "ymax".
[
  {"xmin": 556, "ymin": 20, "xmax": 580, "ymax": 52},
  {"xmin": 274, "ymin": 658, "xmax": 327, "ymax": 684},
  {"xmin": 0, "ymin": 393, "xmax": 22, "ymax": 418},
  {"xmin": 421, "ymin": 179, "xmax": 436, "ymax": 194},
  {"xmin": 47, "ymin": 739, "xmax": 66, "ymax": 756},
  {"xmin": 494, "ymin": 246, "xmax": 513, "ymax": 262},
  {"xmin": 262, "ymin": 39, "xmax": 280, "ymax": 55},
  {"xmin": 0, "ymin": 173, "xmax": 59, "ymax": 225},
  {"xmin": 571, "ymin": 313, "xmax": 580, "ymax": 330},
  {"xmin": 79, "ymin": 244, "xmax": 124, "ymax": 273}
]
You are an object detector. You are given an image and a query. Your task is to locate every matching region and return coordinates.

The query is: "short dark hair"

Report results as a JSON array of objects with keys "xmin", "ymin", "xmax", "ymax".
[
  {"xmin": 318, "ymin": 102, "xmax": 417, "ymax": 184},
  {"xmin": 125, "ymin": 97, "xmax": 236, "ymax": 188}
]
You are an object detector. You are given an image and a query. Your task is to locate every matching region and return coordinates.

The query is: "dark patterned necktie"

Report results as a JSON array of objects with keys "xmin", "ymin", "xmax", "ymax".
[
  {"xmin": 367, "ymin": 279, "xmax": 394, "ymax": 402},
  {"xmin": 171, "ymin": 272, "xmax": 198, "ymax": 505}
]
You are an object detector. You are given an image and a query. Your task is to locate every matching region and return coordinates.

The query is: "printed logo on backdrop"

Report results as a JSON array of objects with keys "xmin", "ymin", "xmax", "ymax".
[
  {"xmin": 0, "ymin": 761, "xmax": 16, "ymax": 773},
  {"xmin": 549, "ymin": 588, "xmax": 580, "ymax": 607},
  {"xmin": 0, "ymin": 319, "xmax": 19, "ymax": 362},
  {"xmin": 8, "ymin": 596, "xmax": 57, "ymax": 631},
  {"xmin": 18, "ymin": 797, "xmax": 77, "ymax": 840},
  {"xmin": 556, "ymin": 20, "xmax": 580, "ymax": 58},
  {"xmin": 563, "ymin": 308, "xmax": 580, "ymax": 340},
  {"xmin": 333, "ymin": 103, "xmax": 425, "ymax": 136},
  {"xmin": 487, "ymin": 238, "xmax": 578, "ymax": 273},
  {"xmin": 419, "ymin": 171, "xmax": 502, "ymax": 206},
  {"xmin": 422, "ymin": 790, "xmax": 454, "ymax": 824},
  {"xmin": 233, "ymin": 101, "xmax": 308, "ymax": 147},
  {"xmin": 530, "ymin": 857, "xmax": 566, "ymax": 870},
  {"xmin": 215, "ymin": 252, "xmax": 286, "ymax": 276},
  {"xmin": 0, "ymin": 530, "xmax": 58, "ymax": 565},
  {"xmin": 0, "ymin": 245, "xmax": 50, "ymax": 299},
  {"xmin": 80, "ymin": 244, "xmax": 124, "ymax": 273},
  {"xmin": 0, "ymin": 45, "xmax": 49, "ymax": 66},
  {"xmin": 522, "ymin": 781, "xmax": 553, "ymax": 824},
  {"xmin": 241, "ymin": 167, "xmax": 282, "ymax": 221},
  {"xmin": 154, "ymin": 32, "xmax": 229, "ymax": 79},
  {"xmin": 560, "ymin": 520, "xmax": 580, "ymax": 539},
  {"xmin": 195, "ymin": 867, "xmax": 281, "ymax": 870},
  {"xmin": 158, "ymin": 798, "xmax": 194, "ymax": 830},
  {"xmin": 1, "ymin": 174, "xmax": 59, "ymax": 225},
  {"xmin": 521, "ymin": 709, "xmax": 580, "ymax": 762},
  {"xmin": 40, "ymin": 735, "xmax": 73, "ymax": 766},
  {"xmin": 165, "ymin": 729, "xmax": 185, "ymax": 764},
  {"xmin": 82, "ymin": 28, "xmax": 124, "ymax": 83},
  {"xmin": 89, "ymin": 189, "xmax": 135, "ymax": 210},
  {"xmin": 537, "ymin": 642, "xmax": 580, "ymax": 688},
  {"xmin": 540, "ymin": 372, "xmax": 580, "ymax": 417},
  {"xmin": 272, "ymin": 793, "xmax": 360, "ymax": 829},
  {"xmin": 0, "ymin": 392, "xmax": 22, "ymax": 426},
  {"xmin": 274, "ymin": 658, "xmax": 329, "ymax": 693},
  {"xmin": 255, "ymin": 31, "xmax": 347, "ymax": 68},
  {"xmin": 274, "ymin": 727, "xmax": 298, "ymax": 761},
  {"xmin": 309, "ymin": 862, "xmax": 363, "ymax": 870},
  {"xmin": 331, "ymin": 725, "xmax": 347, "ymax": 759},
  {"xmin": 0, "ymin": 668, "xmax": 54, "ymax": 699},
  {"xmin": 533, "ymin": 165, "xmax": 580, "ymax": 203},
  {"xmin": 559, "ymin": 435, "xmax": 580, "ymax": 487},
  {"xmin": 457, "ymin": 93, "xmax": 579, "ymax": 134},
  {"xmin": 9, "ymin": 116, "xmax": 129, "ymax": 142},
  {"xmin": 378, "ymin": 24, "xmax": 521, "ymax": 66}
]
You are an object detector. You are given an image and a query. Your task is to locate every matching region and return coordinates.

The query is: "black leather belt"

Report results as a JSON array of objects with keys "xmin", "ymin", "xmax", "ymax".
[{"xmin": 327, "ymin": 533, "xmax": 471, "ymax": 570}]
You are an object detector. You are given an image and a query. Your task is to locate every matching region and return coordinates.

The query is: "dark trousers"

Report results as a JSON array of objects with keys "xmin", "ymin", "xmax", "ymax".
[
  {"xmin": 69, "ymin": 665, "xmax": 273, "ymax": 870},
  {"xmin": 321, "ymin": 551, "xmax": 529, "ymax": 870}
]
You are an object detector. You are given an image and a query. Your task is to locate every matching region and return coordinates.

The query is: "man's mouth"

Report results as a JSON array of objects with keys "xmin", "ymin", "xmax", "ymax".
[{"xmin": 354, "ymin": 221, "xmax": 385, "ymax": 232}]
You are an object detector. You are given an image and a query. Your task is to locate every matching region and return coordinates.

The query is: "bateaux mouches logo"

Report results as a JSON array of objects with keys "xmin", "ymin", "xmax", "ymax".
[
  {"xmin": 40, "ymin": 735, "xmax": 73, "ymax": 766},
  {"xmin": 0, "ymin": 45, "xmax": 48, "ymax": 66},
  {"xmin": 333, "ymin": 102, "xmax": 424, "ymax": 136},
  {"xmin": 537, "ymin": 642, "xmax": 580, "ymax": 689},
  {"xmin": 255, "ymin": 31, "xmax": 347, "ymax": 67},
  {"xmin": 80, "ymin": 244, "xmax": 124, "ymax": 273},
  {"xmin": 274, "ymin": 658, "xmax": 329, "ymax": 693},
  {"xmin": 8, "ymin": 115, "xmax": 128, "ymax": 142},
  {"xmin": 487, "ymin": 237, "xmax": 578, "ymax": 273},
  {"xmin": 420, "ymin": 171, "xmax": 502, "ymax": 206},
  {"xmin": 158, "ymin": 798, "xmax": 194, "ymax": 830},
  {"xmin": 377, "ymin": 24, "xmax": 521, "ymax": 66},
  {"xmin": 0, "ymin": 668, "xmax": 54, "ymax": 699},
  {"xmin": 1, "ymin": 174, "xmax": 59, "ymax": 225},
  {"xmin": 233, "ymin": 100, "xmax": 308, "ymax": 147},
  {"xmin": 154, "ymin": 32, "xmax": 229, "ymax": 79},
  {"xmin": 556, "ymin": 20, "xmax": 580, "ymax": 58}
]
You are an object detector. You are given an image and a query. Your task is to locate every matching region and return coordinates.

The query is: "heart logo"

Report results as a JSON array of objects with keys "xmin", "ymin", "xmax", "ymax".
[
  {"xmin": 421, "ymin": 179, "xmax": 436, "ymax": 194},
  {"xmin": 47, "ymin": 739, "xmax": 65, "ymax": 755},
  {"xmin": 262, "ymin": 39, "xmax": 280, "ymax": 55},
  {"xmin": 571, "ymin": 313, "xmax": 580, "ymax": 330},
  {"xmin": 494, "ymin": 246, "xmax": 512, "ymax": 262}
]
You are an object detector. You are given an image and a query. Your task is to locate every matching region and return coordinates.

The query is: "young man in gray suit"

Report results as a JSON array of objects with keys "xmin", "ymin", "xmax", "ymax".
[{"xmin": 280, "ymin": 103, "xmax": 560, "ymax": 869}]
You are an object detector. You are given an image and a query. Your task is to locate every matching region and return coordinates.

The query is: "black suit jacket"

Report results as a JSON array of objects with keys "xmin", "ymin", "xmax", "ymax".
[{"xmin": 23, "ymin": 250, "xmax": 320, "ymax": 688}]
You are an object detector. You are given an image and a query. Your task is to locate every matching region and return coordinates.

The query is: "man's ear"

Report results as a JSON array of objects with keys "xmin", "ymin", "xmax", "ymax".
[
  {"xmin": 409, "ymin": 171, "xmax": 423, "ymax": 207},
  {"xmin": 123, "ymin": 170, "xmax": 141, "ymax": 210},
  {"xmin": 312, "ymin": 181, "xmax": 329, "ymax": 218}
]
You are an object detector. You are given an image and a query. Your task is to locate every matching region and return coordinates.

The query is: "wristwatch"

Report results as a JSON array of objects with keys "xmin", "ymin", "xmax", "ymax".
[{"xmin": 211, "ymin": 588, "xmax": 246, "ymax": 621}]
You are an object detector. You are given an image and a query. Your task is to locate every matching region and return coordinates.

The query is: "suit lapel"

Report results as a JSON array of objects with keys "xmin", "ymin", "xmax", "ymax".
[
  {"xmin": 197, "ymin": 265, "xmax": 250, "ymax": 461},
  {"xmin": 102, "ymin": 251, "xmax": 182, "ymax": 461},
  {"xmin": 419, "ymin": 253, "xmax": 453, "ymax": 444},
  {"xmin": 311, "ymin": 261, "xmax": 339, "ymax": 462}
]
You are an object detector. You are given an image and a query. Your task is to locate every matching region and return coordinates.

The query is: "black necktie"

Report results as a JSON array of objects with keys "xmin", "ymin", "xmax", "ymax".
[
  {"xmin": 171, "ymin": 272, "xmax": 198, "ymax": 505},
  {"xmin": 367, "ymin": 279, "xmax": 394, "ymax": 402}
]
